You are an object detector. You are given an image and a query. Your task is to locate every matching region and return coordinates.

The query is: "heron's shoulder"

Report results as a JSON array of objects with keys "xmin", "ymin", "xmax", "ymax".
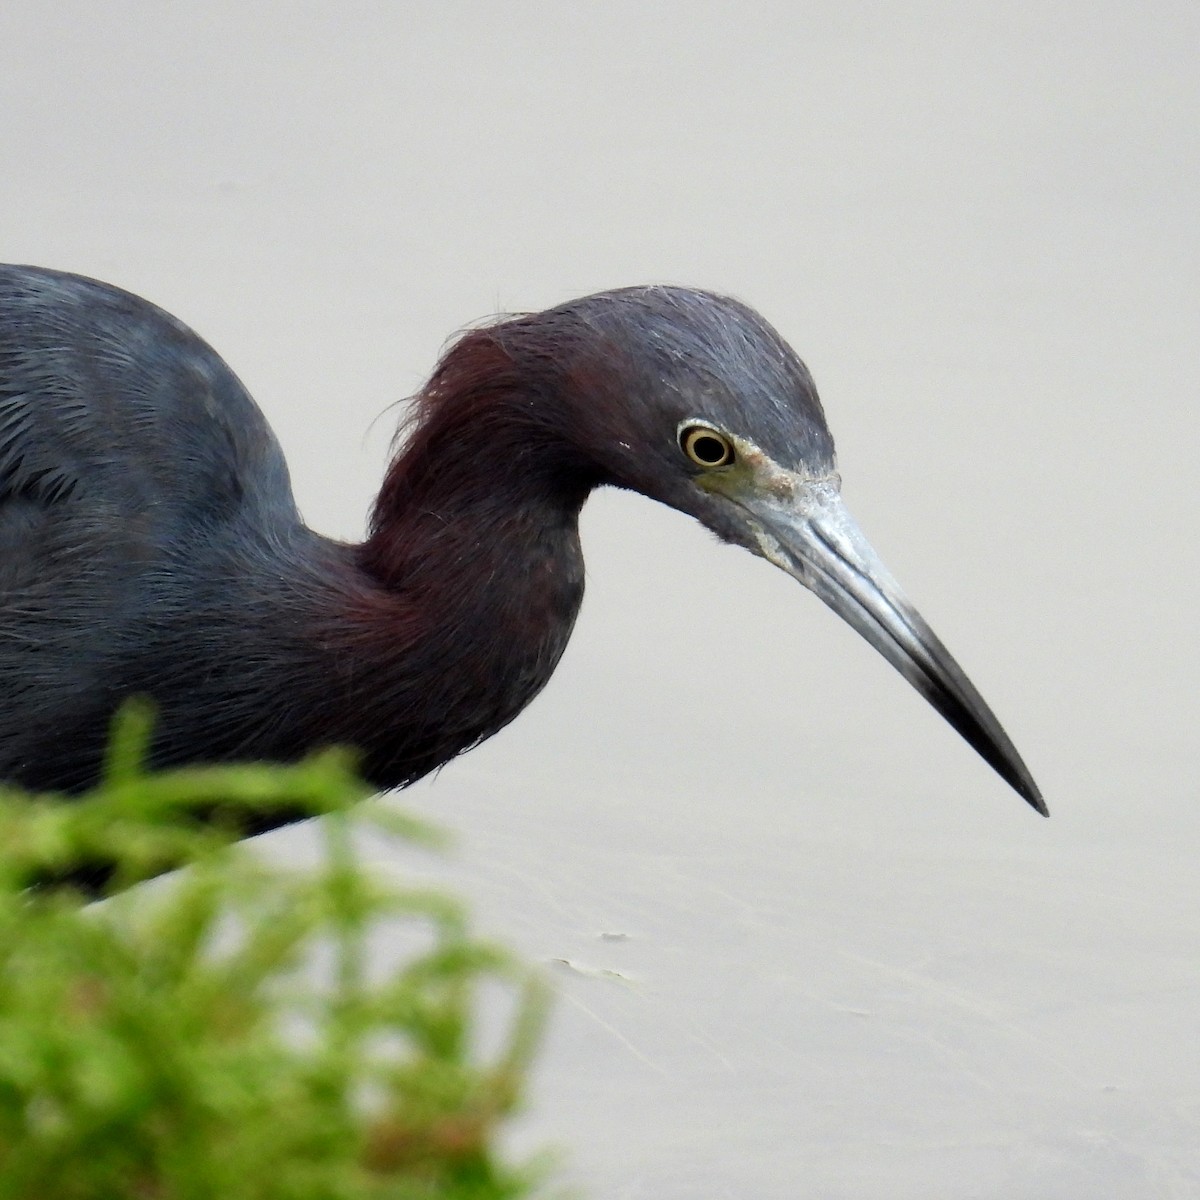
[{"xmin": 0, "ymin": 265, "xmax": 295, "ymax": 521}]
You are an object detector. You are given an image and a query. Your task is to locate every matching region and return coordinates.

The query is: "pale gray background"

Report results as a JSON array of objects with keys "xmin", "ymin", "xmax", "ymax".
[{"xmin": 3, "ymin": 4, "xmax": 1198, "ymax": 1196}]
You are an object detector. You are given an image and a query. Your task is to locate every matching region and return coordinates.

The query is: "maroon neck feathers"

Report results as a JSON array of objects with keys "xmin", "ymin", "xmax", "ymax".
[
  {"xmin": 337, "ymin": 324, "xmax": 596, "ymax": 787},
  {"xmin": 362, "ymin": 322, "xmax": 601, "ymax": 584}
]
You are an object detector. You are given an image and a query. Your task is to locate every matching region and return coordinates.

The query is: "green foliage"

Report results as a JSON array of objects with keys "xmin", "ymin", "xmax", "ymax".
[{"xmin": 0, "ymin": 703, "xmax": 552, "ymax": 1199}]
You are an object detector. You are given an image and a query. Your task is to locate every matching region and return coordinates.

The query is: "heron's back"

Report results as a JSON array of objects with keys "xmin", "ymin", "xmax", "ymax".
[{"xmin": 0, "ymin": 265, "xmax": 301, "ymax": 789}]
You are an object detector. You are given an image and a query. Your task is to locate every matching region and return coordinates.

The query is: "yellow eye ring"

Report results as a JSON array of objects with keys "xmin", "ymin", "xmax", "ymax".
[{"xmin": 679, "ymin": 424, "xmax": 735, "ymax": 469}]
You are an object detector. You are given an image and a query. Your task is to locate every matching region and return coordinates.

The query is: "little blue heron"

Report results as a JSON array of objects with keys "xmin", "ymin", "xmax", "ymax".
[{"xmin": 0, "ymin": 265, "xmax": 1045, "ymax": 821}]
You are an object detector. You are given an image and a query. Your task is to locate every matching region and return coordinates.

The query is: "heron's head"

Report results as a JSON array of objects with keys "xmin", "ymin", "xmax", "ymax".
[{"xmin": 531, "ymin": 286, "xmax": 1046, "ymax": 815}]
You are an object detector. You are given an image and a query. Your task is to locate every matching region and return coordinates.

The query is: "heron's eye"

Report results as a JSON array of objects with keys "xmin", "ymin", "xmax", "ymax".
[{"xmin": 679, "ymin": 424, "xmax": 735, "ymax": 469}]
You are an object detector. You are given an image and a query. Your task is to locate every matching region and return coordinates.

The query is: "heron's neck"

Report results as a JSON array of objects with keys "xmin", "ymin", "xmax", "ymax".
[{"xmin": 332, "ymin": 451, "xmax": 589, "ymax": 788}]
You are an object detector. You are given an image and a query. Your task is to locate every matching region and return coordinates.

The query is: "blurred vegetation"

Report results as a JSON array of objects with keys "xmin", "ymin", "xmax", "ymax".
[{"xmin": 0, "ymin": 702, "xmax": 552, "ymax": 1199}]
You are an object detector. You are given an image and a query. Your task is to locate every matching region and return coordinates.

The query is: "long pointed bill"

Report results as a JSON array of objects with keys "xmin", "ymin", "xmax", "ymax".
[{"xmin": 744, "ymin": 479, "xmax": 1046, "ymax": 815}]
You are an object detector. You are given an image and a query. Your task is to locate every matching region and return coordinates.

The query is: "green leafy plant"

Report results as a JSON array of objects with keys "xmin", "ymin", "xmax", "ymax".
[{"xmin": 0, "ymin": 703, "xmax": 552, "ymax": 1199}]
